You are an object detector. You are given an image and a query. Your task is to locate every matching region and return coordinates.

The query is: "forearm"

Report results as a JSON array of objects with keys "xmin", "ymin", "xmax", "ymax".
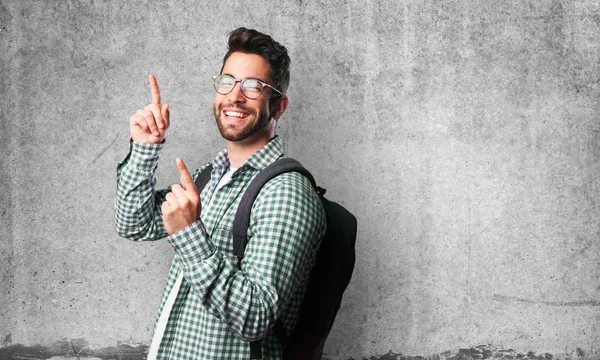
[
  {"xmin": 114, "ymin": 141, "xmax": 169, "ymax": 241},
  {"xmin": 168, "ymin": 220, "xmax": 276, "ymax": 340}
]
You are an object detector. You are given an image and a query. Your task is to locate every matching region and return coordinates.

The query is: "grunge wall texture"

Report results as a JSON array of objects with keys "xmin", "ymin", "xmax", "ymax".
[{"xmin": 1, "ymin": 1, "xmax": 599, "ymax": 359}]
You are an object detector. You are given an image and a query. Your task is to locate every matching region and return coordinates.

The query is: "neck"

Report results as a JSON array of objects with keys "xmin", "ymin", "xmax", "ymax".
[{"xmin": 226, "ymin": 131, "xmax": 274, "ymax": 168}]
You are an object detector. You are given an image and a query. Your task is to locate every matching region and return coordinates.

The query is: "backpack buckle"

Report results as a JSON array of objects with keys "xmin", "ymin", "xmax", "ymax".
[{"xmin": 316, "ymin": 186, "xmax": 327, "ymax": 196}]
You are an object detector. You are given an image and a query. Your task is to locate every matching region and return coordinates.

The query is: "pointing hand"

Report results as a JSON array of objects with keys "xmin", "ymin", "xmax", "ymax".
[
  {"xmin": 129, "ymin": 74, "xmax": 170, "ymax": 143},
  {"xmin": 162, "ymin": 158, "xmax": 201, "ymax": 234}
]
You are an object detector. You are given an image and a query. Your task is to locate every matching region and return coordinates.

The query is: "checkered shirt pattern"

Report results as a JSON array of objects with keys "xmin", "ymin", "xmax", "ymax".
[{"xmin": 114, "ymin": 137, "xmax": 326, "ymax": 359}]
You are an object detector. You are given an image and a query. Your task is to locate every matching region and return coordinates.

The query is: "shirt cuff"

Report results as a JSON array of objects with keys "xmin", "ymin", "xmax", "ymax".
[
  {"xmin": 168, "ymin": 219, "xmax": 216, "ymax": 263},
  {"xmin": 126, "ymin": 141, "xmax": 164, "ymax": 171}
]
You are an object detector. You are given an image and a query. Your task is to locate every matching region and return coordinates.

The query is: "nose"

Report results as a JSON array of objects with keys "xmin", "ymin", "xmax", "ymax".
[{"xmin": 227, "ymin": 81, "xmax": 246, "ymax": 104}]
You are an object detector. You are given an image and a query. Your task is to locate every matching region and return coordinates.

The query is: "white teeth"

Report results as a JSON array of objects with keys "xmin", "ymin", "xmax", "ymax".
[{"xmin": 225, "ymin": 111, "xmax": 247, "ymax": 118}]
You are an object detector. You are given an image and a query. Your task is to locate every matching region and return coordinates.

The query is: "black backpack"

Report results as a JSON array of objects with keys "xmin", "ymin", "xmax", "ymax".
[{"xmin": 195, "ymin": 158, "xmax": 357, "ymax": 360}]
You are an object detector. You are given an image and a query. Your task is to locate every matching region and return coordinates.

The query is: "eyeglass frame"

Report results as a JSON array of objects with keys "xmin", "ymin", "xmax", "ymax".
[{"xmin": 212, "ymin": 74, "xmax": 283, "ymax": 99}]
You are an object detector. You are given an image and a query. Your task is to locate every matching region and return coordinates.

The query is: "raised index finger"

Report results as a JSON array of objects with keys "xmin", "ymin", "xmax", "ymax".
[
  {"xmin": 176, "ymin": 158, "xmax": 197, "ymax": 194},
  {"xmin": 149, "ymin": 74, "xmax": 161, "ymax": 104}
]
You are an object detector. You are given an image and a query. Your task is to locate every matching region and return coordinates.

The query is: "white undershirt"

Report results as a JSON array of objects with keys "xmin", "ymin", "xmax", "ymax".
[{"xmin": 147, "ymin": 166, "xmax": 238, "ymax": 360}]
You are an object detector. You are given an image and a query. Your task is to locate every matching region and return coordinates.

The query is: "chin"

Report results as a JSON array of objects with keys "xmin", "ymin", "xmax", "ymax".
[{"xmin": 215, "ymin": 113, "xmax": 272, "ymax": 143}]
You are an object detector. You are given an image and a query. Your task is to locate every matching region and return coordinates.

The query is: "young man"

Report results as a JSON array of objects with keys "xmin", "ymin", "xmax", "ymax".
[{"xmin": 114, "ymin": 28, "xmax": 326, "ymax": 359}]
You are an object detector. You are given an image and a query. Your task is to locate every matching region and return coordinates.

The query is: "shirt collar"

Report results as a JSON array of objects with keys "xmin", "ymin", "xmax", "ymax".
[{"xmin": 212, "ymin": 136, "xmax": 285, "ymax": 172}]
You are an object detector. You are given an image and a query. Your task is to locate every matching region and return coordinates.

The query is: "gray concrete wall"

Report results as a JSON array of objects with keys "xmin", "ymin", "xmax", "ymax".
[{"xmin": 1, "ymin": 0, "xmax": 599, "ymax": 359}]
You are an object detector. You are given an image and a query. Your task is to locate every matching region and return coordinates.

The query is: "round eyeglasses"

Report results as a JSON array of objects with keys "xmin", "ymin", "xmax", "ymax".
[{"xmin": 213, "ymin": 74, "xmax": 283, "ymax": 99}]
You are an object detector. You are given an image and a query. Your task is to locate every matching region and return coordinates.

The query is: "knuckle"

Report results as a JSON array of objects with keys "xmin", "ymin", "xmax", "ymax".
[
  {"xmin": 166, "ymin": 202, "xmax": 177, "ymax": 212},
  {"xmin": 131, "ymin": 116, "xmax": 147, "ymax": 129}
]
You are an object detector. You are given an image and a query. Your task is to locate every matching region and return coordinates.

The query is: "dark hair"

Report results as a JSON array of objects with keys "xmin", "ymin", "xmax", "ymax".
[{"xmin": 221, "ymin": 27, "xmax": 290, "ymax": 98}]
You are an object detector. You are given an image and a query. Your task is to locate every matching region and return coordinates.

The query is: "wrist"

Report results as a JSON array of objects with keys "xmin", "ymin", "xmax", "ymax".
[
  {"xmin": 128, "ymin": 141, "xmax": 164, "ymax": 171},
  {"xmin": 168, "ymin": 220, "xmax": 215, "ymax": 261}
]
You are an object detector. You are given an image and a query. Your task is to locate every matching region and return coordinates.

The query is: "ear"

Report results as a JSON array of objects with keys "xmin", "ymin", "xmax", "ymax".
[{"xmin": 271, "ymin": 95, "xmax": 288, "ymax": 120}]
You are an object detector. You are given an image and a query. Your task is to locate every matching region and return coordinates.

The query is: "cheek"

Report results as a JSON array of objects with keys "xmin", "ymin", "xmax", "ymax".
[
  {"xmin": 213, "ymin": 98, "xmax": 223, "ymax": 113},
  {"xmin": 214, "ymin": 93, "xmax": 226, "ymax": 106}
]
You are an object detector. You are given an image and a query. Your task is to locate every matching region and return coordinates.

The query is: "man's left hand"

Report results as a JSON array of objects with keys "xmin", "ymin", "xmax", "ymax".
[{"xmin": 162, "ymin": 158, "xmax": 201, "ymax": 234}]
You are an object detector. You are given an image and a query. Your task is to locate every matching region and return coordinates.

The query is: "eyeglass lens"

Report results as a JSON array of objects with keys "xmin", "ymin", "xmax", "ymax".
[{"xmin": 214, "ymin": 75, "xmax": 263, "ymax": 99}]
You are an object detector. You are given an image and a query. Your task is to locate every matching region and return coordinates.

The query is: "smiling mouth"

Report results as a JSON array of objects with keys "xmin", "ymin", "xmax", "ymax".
[{"xmin": 224, "ymin": 110, "xmax": 249, "ymax": 119}]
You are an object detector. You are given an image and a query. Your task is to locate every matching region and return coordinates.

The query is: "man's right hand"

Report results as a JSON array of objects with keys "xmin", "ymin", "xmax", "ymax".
[{"xmin": 129, "ymin": 74, "xmax": 170, "ymax": 143}]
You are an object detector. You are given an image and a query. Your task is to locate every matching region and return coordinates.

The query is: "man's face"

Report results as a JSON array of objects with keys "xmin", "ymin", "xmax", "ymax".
[{"xmin": 213, "ymin": 52, "xmax": 274, "ymax": 143}]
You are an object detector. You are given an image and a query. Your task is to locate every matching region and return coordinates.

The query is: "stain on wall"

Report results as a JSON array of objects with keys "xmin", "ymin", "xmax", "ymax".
[
  {"xmin": 0, "ymin": 339, "xmax": 147, "ymax": 360},
  {"xmin": 0, "ymin": 343, "xmax": 593, "ymax": 360}
]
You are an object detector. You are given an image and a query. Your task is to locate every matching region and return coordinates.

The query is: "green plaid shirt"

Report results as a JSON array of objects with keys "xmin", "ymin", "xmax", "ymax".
[{"xmin": 114, "ymin": 137, "xmax": 326, "ymax": 359}]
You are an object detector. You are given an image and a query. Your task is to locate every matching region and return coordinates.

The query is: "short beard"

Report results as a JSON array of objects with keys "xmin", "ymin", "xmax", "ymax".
[{"xmin": 213, "ymin": 102, "xmax": 272, "ymax": 142}]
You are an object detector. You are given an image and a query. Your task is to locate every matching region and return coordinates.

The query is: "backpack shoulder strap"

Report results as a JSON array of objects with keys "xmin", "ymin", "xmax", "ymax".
[
  {"xmin": 232, "ymin": 158, "xmax": 315, "ymax": 259},
  {"xmin": 234, "ymin": 158, "xmax": 315, "ymax": 359},
  {"xmin": 194, "ymin": 164, "xmax": 213, "ymax": 192}
]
